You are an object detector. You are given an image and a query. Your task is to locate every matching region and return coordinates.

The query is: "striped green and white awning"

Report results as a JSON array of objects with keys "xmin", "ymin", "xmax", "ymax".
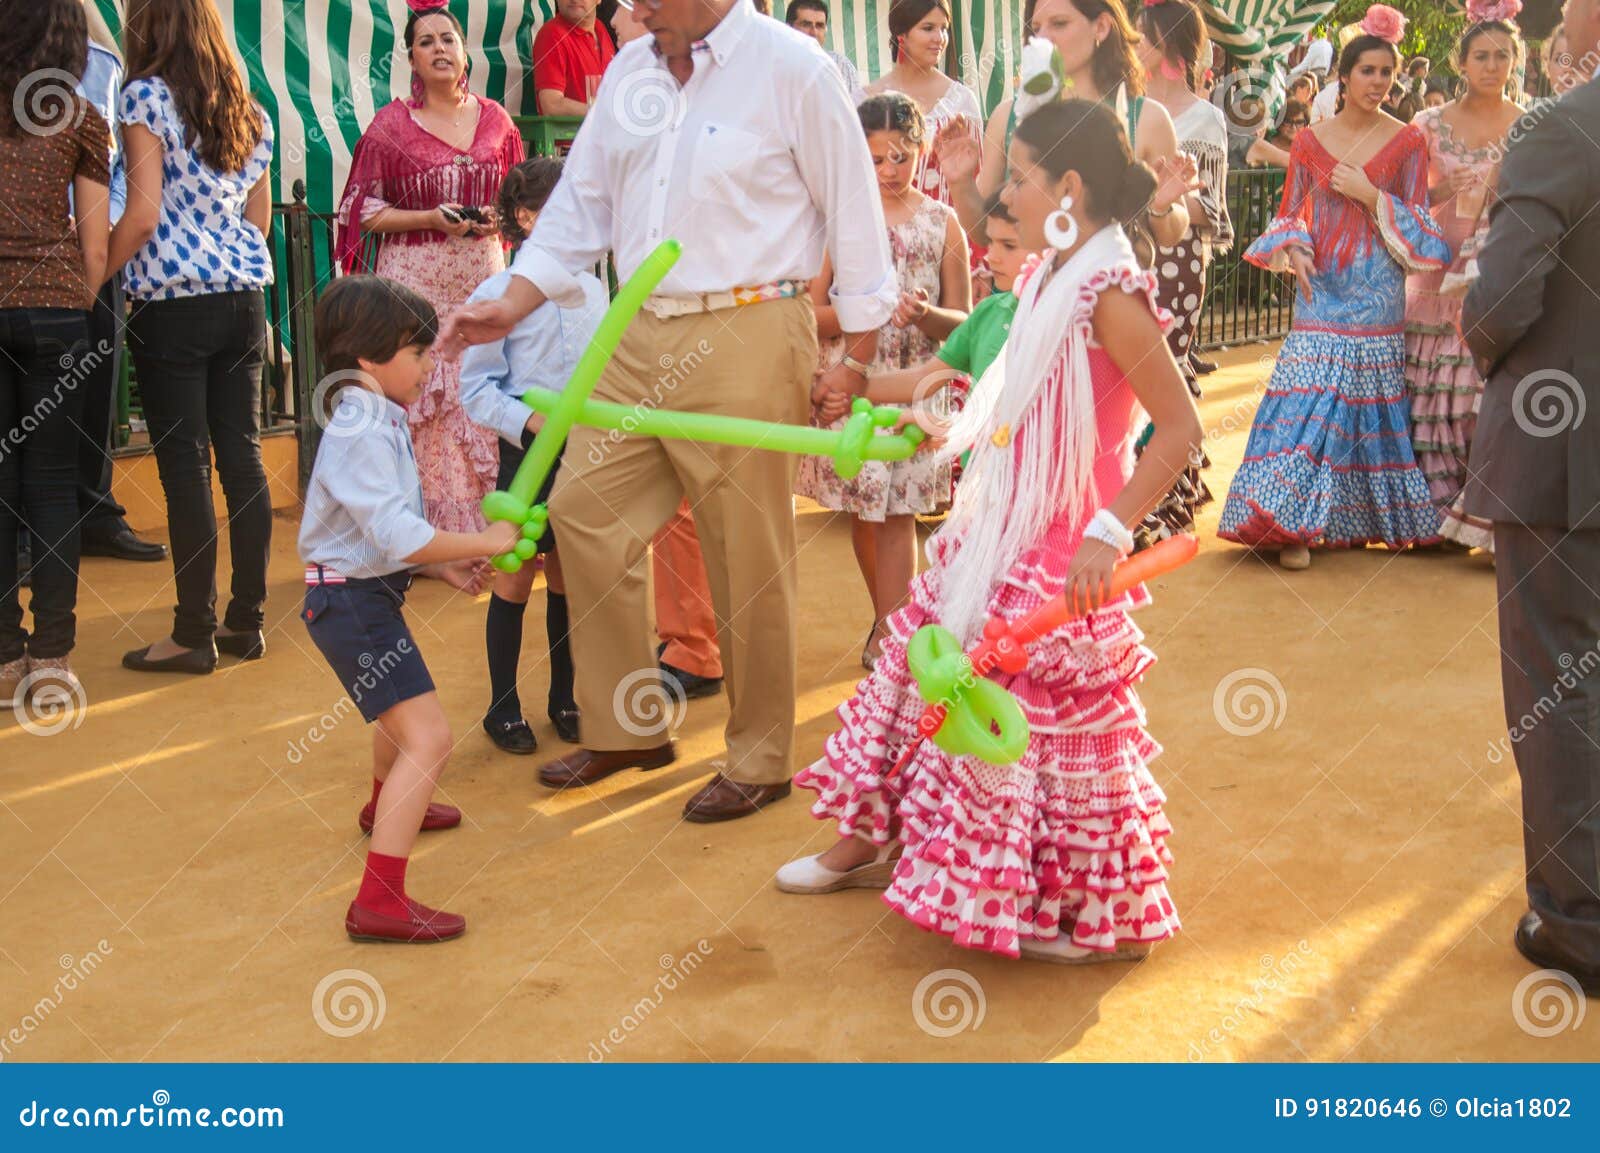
[
  {"xmin": 90, "ymin": 0, "xmax": 1023, "ymax": 214},
  {"xmin": 1199, "ymin": 0, "xmax": 1339, "ymax": 62}
]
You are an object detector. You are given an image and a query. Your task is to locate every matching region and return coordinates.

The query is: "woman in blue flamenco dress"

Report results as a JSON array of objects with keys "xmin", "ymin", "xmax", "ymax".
[{"xmin": 1218, "ymin": 12, "xmax": 1451, "ymax": 571}]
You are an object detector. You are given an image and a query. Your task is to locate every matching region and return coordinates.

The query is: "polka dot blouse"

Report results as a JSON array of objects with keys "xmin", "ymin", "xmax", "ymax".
[{"xmin": 117, "ymin": 77, "xmax": 274, "ymax": 301}]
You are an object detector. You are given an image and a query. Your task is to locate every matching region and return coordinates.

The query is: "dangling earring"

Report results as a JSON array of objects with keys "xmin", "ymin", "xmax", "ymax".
[
  {"xmin": 408, "ymin": 71, "xmax": 425, "ymax": 108},
  {"xmin": 456, "ymin": 68, "xmax": 470, "ymax": 104},
  {"xmin": 1045, "ymin": 193, "xmax": 1079, "ymax": 250}
]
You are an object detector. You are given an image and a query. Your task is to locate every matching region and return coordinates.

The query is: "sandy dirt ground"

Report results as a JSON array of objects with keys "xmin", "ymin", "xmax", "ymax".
[{"xmin": 1, "ymin": 343, "xmax": 1594, "ymax": 1063}]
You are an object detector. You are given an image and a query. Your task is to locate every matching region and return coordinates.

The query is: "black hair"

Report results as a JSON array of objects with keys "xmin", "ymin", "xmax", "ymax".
[
  {"xmin": 858, "ymin": 91, "xmax": 926, "ymax": 146},
  {"xmin": 496, "ymin": 157, "xmax": 565, "ymax": 247},
  {"xmin": 404, "ymin": 5, "xmax": 466, "ymax": 49},
  {"xmin": 316, "ymin": 276, "xmax": 439, "ymax": 380},
  {"xmin": 1335, "ymin": 34, "xmax": 1401, "ymax": 113},
  {"xmin": 786, "ymin": 0, "xmax": 829, "ymax": 25},
  {"xmin": 984, "ymin": 192, "xmax": 1016, "ymax": 227},
  {"xmin": 1013, "ymin": 98, "xmax": 1157, "ymax": 224}
]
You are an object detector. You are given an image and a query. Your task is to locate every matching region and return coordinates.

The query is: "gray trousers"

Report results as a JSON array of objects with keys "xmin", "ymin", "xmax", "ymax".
[{"xmin": 1495, "ymin": 523, "xmax": 1600, "ymax": 968}]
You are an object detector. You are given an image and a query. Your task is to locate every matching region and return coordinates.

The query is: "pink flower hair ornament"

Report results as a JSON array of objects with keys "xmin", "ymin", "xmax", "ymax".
[
  {"xmin": 1359, "ymin": 4, "xmax": 1407, "ymax": 44},
  {"xmin": 1465, "ymin": 0, "xmax": 1523, "ymax": 23},
  {"xmin": 408, "ymin": 0, "xmax": 450, "ymax": 12}
]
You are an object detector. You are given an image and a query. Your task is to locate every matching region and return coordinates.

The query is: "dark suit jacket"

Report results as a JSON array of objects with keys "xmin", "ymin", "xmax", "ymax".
[{"xmin": 1461, "ymin": 77, "xmax": 1600, "ymax": 529}]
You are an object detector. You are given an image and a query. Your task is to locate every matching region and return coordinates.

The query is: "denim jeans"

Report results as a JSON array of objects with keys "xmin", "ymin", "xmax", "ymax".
[
  {"xmin": 126, "ymin": 290, "xmax": 271, "ymax": 650},
  {"xmin": 0, "ymin": 308, "xmax": 91, "ymax": 661}
]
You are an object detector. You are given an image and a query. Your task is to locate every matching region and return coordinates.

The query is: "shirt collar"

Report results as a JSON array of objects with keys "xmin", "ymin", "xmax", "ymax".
[
  {"xmin": 652, "ymin": 0, "xmax": 749, "ymax": 68},
  {"xmin": 338, "ymin": 385, "xmax": 408, "ymax": 428}
]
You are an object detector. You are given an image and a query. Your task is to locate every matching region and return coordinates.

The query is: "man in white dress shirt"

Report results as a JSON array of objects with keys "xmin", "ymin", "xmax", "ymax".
[{"xmin": 444, "ymin": 0, "xmax": 896, "ymax": 822}]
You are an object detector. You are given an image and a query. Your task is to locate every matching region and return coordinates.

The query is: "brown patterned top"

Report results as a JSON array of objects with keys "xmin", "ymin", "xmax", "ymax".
[{"xmin": 0, "ymin": 98, "xmax": 112, "ymax": 310}]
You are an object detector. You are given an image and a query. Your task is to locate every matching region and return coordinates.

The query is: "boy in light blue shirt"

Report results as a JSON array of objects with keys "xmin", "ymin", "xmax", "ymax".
[{"xmin": 460, "ymin": 158, "xmax": 606, "ymax": 753}]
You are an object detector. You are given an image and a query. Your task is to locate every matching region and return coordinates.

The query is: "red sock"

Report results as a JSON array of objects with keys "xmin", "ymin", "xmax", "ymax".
[
  {"xmin": 368, "ymin": 777, "xmax": 384, "ymax": 809},
  {"xmin": 355, "ymin": 851, "xmax": 409, "ymax": 918}
]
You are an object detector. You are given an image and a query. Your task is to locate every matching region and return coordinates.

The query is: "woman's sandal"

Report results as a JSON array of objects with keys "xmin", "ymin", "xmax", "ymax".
[{"xmin": 775, "ymin": 842, "xmax": 899, "ymax": 894}]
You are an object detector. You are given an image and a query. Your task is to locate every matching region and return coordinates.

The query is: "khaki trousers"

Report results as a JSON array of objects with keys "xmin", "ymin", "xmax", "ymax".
[{"xmin": 549, "ymin": 296, "xmax": 817, "ymax": 785}]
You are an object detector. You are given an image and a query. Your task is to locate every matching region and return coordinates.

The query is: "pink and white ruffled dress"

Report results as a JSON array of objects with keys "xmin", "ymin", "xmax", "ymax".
[{"xmin": 796, "ymin": 263, "xmax": 1182, "ymax": 958}]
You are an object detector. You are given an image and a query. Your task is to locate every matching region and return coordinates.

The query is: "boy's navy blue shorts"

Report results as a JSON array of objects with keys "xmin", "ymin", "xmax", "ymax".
[
  {"xmin": 303, "ymin": 568, "xmax": 435, "ymax": 723},
  {"xmin": 495, "ymin": 435, "xmax": 562, "ymax": 556}
]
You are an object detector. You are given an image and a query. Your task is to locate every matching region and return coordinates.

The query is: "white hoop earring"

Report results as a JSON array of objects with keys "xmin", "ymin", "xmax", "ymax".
[{"xmin": 1045, "ymin": 193, "xmax": 1079, "ymax": 250}]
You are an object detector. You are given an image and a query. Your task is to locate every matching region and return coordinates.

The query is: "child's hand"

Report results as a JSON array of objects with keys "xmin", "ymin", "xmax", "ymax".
[
  {"xmin": 1064, "ymin": 537, "xmax": 1120, "ymax": 616},
  {"xmin": 523, "ymin": 411, "xmax": 545, "ymax": 437},
  {"xmin": 817, "ymin": 391, "xmax": 852, "ymax": 424},
  {"xmin": 483, "ymin": 520, "xmax": 522, "ymax": 558},
  {"xmin": 892, "ymin": 289, "xmax": 931, "ymax": 329},
  {"xmin": 1287, "ymin": 246, "xmax": 1315, "ymax": 304},
  {"xmin": 933, "ymin": 116, "xmax": 982, "ymax": 186},
  {"xmin": 895, "ymin": 407, "xmax": 948, "ymax": 451},
  {"xmin": 431, "ymin": 559, "xmax": 491, "ymax": 593}
]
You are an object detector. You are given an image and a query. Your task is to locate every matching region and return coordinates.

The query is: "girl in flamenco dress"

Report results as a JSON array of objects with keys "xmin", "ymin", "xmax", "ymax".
[
  {"xmin": 774, "ymin": 99, "xmax": 1204, "ymax": 965},
  {"xmin": 1217, "ymin": 6, "xmax": 1451, "ymax": 570}
]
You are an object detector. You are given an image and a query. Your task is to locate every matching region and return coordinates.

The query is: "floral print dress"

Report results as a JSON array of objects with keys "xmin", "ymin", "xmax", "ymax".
[{"xmin": 796, "ymin": 196, "xmax": 955, "ymax": 520}]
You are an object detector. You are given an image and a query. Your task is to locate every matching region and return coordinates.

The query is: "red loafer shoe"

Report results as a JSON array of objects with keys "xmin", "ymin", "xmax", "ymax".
[
  {"xmin": 358, "ymin": 800, "xmax": 462, "ymax": 835},
  {"xmin": 345, "ymin": 898, "xmax": 466, "ymax": 943}
]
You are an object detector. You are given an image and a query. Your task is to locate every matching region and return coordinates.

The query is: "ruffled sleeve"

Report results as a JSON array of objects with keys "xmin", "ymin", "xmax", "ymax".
[
  {"xmin": 1079, "ymin": 262, "xmax": 1174, "ymax": 347},
  {"xmin": 1373, "ymin": 126, "xmax": 1451, "ymax": 273},
  {"xmin": 1243, "ymin": 132, "xmax": 1314, "ymax": 273}
]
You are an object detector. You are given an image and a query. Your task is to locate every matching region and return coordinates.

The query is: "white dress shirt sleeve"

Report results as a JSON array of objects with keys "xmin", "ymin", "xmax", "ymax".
[
  {"xmin": 509, "ymin": 108, "xmax": 614, "ymax": 309},
  {"xmin": 459, "ymin": 283, "xmax": 536, "ymax": 446},
  {"xmin": 789, "ymin": 62, "xmax": 898, "ymax": 333}
]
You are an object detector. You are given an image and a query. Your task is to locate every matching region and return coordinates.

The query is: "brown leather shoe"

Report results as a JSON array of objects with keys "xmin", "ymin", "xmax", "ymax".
[
  {"xmin": 682, "ymin": 773, "xmax": 792, "ymax": 823},
  {"xmin": 537, "ymin": 743, "xmax": 676, "ymax": 789}
]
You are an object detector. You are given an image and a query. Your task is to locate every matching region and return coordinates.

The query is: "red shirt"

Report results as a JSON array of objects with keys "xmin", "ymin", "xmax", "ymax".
[{"xmin": 532, "ymin": 14, "xmax": 616, "ymax": 109}]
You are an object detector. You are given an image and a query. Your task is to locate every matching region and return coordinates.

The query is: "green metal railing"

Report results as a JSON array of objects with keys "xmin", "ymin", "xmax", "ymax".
[{"xmin": 1195, "ymin": 166, "xmax": 1295, "ymax": 351}]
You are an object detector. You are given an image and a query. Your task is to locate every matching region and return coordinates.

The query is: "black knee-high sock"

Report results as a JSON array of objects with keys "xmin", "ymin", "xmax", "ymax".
[
  {"xmin": 546, "ymin": 591, "xmax": 575, "ymax": 714},
  {"xmin": 485, "ymin": 593, "xmax": 526, "ymax": 722}
]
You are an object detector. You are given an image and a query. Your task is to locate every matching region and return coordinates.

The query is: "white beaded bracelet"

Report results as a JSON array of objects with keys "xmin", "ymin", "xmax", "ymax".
[{"xmin": 1084, "ymin": 509, "xmax": 1135, "ymax": 557}]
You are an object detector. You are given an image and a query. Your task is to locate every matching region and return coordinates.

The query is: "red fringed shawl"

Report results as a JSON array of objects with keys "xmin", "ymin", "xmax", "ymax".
[
  {"xmin": 1277, "ymin": 124, "xmax": 1430, "ymax": 272},
  {"xmin": 336, "ymin": 97, "xmax": 525, "ymax": 273}
]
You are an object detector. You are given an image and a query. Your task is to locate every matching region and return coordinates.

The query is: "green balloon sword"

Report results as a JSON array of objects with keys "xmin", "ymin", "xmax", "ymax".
[{"xmin": 479, "ymin": 240, "xmax": 925, "ymax": 573}]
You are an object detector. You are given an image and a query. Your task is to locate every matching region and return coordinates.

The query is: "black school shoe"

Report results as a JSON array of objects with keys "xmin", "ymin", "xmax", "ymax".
[
  {"xmin": 484, "ymin": 715, "xmax": 538, "ymax": 755},
  {"xmin": 548, "ymin": 705, "xmax": 581, "ymax": 744}
]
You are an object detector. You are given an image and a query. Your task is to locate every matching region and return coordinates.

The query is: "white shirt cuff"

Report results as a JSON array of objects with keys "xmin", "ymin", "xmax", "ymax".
[
  {"xmin": 509, "ymin": 245, "xmax": 590, "ymax": 310},
  {"xmin": 830, "ymin": 276, "xmax": 899, "ymax": 334},
  {"xmin": 496, "ymin": 397, "xmax": 531, "ymax": 447}
]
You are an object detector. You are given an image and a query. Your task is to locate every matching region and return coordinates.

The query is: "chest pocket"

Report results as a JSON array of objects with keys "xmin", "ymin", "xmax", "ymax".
[{"xmin": 688, "ymin": 122, "xmax": 761, "ymax": 212}]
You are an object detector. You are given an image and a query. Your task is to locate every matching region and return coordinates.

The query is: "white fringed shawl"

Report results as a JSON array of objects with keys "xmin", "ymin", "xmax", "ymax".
[{"xmin": 934, "ymin": 224, "xmax": 1135, "ymax": 645}]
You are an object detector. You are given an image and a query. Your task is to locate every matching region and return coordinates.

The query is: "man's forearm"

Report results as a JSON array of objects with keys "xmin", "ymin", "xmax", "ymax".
[{"xmin": 537, "ymin": 90, "xmax": 589, "ymax": 117}]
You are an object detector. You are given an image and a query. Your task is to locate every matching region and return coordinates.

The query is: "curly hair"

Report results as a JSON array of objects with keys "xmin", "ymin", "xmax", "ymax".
[
  {"xmin": 496, "ymin": 157, "xmax": 565, "ymax": 248},
  {"xmin": 0, "ymin": 0, "xmax": 88, "ymax": 137},
  {"xmin": 124, "ymin": 0, "xmax": 263, "ymax": 172}
]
